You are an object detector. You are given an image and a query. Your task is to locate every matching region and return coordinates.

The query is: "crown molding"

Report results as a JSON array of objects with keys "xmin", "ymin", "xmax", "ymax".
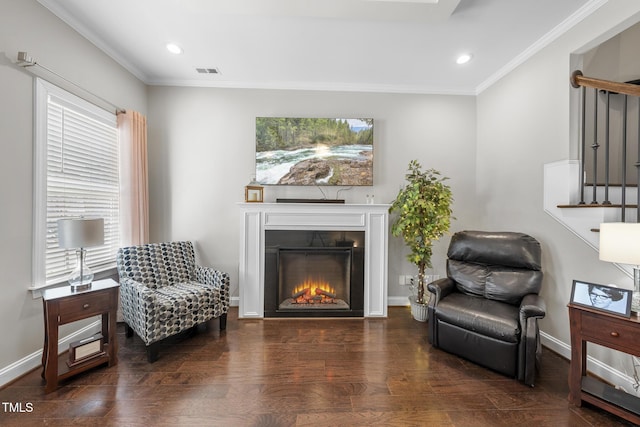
[
  {"xmin": 36, "ymin": 0, "xmax": 149, "ymax": 82},
  {"xmin": 475, "ymin": 0, "xmax": 608, "ymax": 95},
  {"xmin": 146, "ymin": 78, "xmax": 477, "ymax": 96}
]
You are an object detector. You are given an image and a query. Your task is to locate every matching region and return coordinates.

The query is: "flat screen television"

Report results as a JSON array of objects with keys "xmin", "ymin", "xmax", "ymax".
[{"xmin": 255, "ymin": 117, "xmax": 373, "ymax": 186}]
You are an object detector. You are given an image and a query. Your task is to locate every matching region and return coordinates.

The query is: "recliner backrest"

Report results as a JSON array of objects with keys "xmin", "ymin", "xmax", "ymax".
[
  {"xmin": 446, "ymin": 231, "xmax": 543, "ymax": 305},
  {"xmin": 116, "ymin": 241, "xmax": 197, "ymax": 289}
]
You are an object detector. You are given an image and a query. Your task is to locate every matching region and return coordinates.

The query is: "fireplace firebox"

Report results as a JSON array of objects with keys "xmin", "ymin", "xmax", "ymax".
[{"xmin": 264, "ymin": 230, "xmax": 364, "ymax": 317}]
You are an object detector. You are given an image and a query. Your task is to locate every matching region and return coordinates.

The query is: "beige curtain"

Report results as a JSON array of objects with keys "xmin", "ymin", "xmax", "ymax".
[{"xmin": 118, "ymin": 110, "xmax": 149, "ymax": 246}]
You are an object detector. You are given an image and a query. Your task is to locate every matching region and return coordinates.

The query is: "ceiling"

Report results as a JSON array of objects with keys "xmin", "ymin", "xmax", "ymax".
[{"xmin": 36, "ymin": 0, "xmax": 598, "ymax": 95}]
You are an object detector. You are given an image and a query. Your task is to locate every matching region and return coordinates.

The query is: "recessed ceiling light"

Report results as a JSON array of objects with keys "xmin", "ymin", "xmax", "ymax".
[
  {"xmin": 456, "ymin": 53, "xmax": 472, "ymax": 65},
  {"xmin": 166, "ymin": 43, "xmax": 183, "ymax": 55}
]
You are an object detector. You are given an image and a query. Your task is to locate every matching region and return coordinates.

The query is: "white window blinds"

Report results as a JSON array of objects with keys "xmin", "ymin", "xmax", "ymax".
[{"xmin": 33, "ymin": 79, "xmax": 120, "ymax": 289}]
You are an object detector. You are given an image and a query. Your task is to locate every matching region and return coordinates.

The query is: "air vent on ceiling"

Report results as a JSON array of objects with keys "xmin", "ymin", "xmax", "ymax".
[{"xmin": 196, "ymin": 67, "xmax": 220, "ymax": 74}]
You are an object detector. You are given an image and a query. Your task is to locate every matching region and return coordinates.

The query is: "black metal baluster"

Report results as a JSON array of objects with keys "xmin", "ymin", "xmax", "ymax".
[
  {"xmin": 622, "ymin": 95, "xmax": 628, "ymax": 222},
  {"xmin": 579, "ymin": 86, "xmax": 586, "ymax": 205},
  {"xmin": 603, "ymin": 91, "xmax": 611, "ymax": 204},
  {"xmin": 592, "ymin": 88, "xmax": 599, "ymax": 204},
  {"xmin": 637, "ymin": 98, "xmax": 640, "ymax": 223}
]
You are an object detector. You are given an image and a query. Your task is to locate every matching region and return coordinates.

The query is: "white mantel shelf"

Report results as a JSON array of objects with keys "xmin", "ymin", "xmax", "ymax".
[{"xmin": 238, "ymin": 202, "xmax": 389, "ymax": 318}]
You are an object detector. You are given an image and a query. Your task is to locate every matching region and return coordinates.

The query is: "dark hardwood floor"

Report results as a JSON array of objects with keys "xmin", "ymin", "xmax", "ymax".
[{"xmin": 0, "ymin": 307, "xmax": 635, "ymax": 426}]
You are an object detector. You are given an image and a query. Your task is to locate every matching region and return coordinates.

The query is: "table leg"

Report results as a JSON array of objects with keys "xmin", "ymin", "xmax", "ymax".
[
  {"xmin": 43, "ymin": 311, "xmax": 58, "ymax": 394},
  {"xmin": 568, "ymin": 311, "xmax": 584, "ymax": 406}
]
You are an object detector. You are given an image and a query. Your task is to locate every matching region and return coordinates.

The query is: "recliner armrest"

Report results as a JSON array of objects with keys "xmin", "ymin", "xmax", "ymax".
[
  {"xmin": 519, "ymin": 294, "xmax": 546, "ymax": 319},
  {"xmin": 427, "ymin": 277, "xmax": 456, "ymax": 305}
]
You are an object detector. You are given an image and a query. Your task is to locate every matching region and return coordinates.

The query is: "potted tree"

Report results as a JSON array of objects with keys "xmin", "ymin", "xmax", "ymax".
[{"xmin": 389, "ymin": 160, "xmax": 454, "ymax": 321}]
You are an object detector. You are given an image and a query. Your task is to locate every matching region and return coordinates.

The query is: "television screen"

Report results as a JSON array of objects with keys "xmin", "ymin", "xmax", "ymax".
[{"xmin": 255, "ymin": 117, "xmax": 373, "ymax": 186}]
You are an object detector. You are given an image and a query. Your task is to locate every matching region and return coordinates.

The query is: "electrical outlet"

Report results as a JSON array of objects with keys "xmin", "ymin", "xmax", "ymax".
[{"xmin": 398, "ymin": 275, "xmax": 413, "ymax": 286}]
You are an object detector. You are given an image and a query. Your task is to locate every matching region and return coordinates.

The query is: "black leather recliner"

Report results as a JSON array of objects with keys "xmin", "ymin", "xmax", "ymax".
[{"xmin": 427, "ymin": 230, "xmax": 546, "ymax": 386}]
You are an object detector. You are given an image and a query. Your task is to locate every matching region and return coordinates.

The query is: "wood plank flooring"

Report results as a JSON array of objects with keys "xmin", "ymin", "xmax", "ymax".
[{"xmin": 0, "ymin": 307, "xmax": 636, "ymax": 426}]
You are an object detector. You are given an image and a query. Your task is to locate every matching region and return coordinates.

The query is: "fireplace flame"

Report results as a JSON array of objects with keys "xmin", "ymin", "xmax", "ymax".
[{"xmin": 292, "ymin": 278, "xmax": 336, "ymax": 304}]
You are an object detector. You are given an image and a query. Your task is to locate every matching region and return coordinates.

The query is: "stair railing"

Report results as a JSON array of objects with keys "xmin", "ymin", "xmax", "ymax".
[{"xmin": 571, "ymin": 71, "xmax": 640, "ymax": 222}]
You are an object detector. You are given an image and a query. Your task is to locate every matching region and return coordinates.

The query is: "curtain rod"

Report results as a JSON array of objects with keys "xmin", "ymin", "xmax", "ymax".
[{"xmin": 16, "ymin": 51, "xmax": 126, "ymax": 115}]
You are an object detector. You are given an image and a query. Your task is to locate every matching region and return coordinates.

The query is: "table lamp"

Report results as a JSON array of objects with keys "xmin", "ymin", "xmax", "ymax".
[
  {"xmin": 57, "ymin": 218, "xmax": 104, "ymax": 291},
  {"xmin": 599, "ymin": 222, "xmax": 640, "ymax": 311}
]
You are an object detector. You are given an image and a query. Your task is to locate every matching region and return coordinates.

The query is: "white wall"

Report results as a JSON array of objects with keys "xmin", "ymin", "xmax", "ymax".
[
  {"xmin": 0, "ymin": 0, "xmax": 146, "ymax": 376},
  {"xmin": 146, "ymin": 87, "xmax": 479, "ymax": 302},
  {"xmin": 477, "ymin": 0, "xmax": 640, "ymax": 385}
]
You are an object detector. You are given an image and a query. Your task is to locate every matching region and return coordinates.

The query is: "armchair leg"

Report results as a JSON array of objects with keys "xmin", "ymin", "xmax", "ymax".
[
  {"xmin": 125, "ymin": 323, "xmax": 134, "ymax": 338},
  {"xmin": 147, "ymin": 342, "xmax": 160, "ymax": 363},
  {"xmin": 220, "ymin": 313, "xmax": 227, "ymax": 331}
]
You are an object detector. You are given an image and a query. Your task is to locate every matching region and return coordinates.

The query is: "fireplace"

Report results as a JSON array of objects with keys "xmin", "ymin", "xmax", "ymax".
[
  {"xmin": 238, "ymin": 203, "xmax": 388, "ymax": 318},
  {"xmin": 264, "ymin": 230, "xmax": 364, "ymax": 317}
]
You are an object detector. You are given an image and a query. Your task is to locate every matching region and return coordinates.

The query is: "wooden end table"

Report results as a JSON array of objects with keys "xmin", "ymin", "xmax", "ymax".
[
  {"xmin": 568, "ymin": 303, "xmax": 640, "ymax": 424},
  {"xmin": 41, "ymin": 278, "xmax": 119, "ymax": 393}
]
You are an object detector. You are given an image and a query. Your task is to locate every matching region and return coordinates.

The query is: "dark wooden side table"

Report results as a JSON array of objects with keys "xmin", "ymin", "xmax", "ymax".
[
  {"xmin": 41, "ymin": 278, "xmax": 119, "ymax": 393},
  {"xmin": 568, "ymin": 303, "xmax": 640, "ymax": 424}
]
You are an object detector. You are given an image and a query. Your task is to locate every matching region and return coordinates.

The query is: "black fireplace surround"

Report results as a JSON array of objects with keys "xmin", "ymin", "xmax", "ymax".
[{"xmin": 264, "ymin": 230, "xmax": 365, "ymax": 317}]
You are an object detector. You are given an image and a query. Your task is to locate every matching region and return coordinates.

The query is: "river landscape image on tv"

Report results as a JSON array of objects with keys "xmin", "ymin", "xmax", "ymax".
[{"xmin": 255, "ymin": 117, "xmax": 373, "ymax": 186}]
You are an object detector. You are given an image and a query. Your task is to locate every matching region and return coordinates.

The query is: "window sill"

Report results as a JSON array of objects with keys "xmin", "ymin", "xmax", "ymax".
[{"xmin": 29, "ymin": 267, "xmax": 118, "ymax": 298}]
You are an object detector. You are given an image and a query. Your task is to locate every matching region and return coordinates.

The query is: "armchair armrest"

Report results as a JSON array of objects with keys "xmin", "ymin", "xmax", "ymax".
[
  {"xmin": 119, "ymin": 277, "xmax": 158, "ymax": 305},
  {"xmin": 119, "ymin": 277, "xmax": 175, "ymax": 344},
  {"xmin": 427, "ymin": 277, "xmax": 456, "ymax": 306},
  {"xmin": 519, "ymin": 294, "xmax": 546, "ymax": 320},
  {"xmin": 196, "ymin": 265, "xmax": 230, "ymax": 310}
]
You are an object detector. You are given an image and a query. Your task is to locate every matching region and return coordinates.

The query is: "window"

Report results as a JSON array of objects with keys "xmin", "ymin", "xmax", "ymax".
[{"xmin": 33, "ymin": 79, "xmax": 120, "ymax": 289}]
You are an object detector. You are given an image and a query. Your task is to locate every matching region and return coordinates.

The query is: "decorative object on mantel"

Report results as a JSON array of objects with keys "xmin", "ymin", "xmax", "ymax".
[
  {"xmin": 389, "ymin": 160, "xmax": 454, "ymax": 321},
  {"xmin": 276, "ymin": 198, "xmax": 345, "ymax": 204},
  {"xmin": 245, "ymin": 176, "xmax": 264, "ymax": 202},
  {"xmin": 57, "ymin": 217, "xmax": 104, "ymax": 291},
  {"xmin": 599, "ymin": 222, "xmax": 640, "ymax": 312}
]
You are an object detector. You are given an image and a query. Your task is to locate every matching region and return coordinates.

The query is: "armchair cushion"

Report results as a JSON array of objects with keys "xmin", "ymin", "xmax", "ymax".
[
  {"xmin": 486, "ymin": 267, "xmax": 543, "ymax": 305},
  {"xmin": 435, "ymin": 293, "xmax": 520, "ymax": 343},
  {"xmin": 447, "ymin": 259, "xmax": 486, "ymax": 297}
]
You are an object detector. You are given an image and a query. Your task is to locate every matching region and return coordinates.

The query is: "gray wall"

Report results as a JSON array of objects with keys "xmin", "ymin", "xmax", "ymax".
[
  {"xmin": 0, "ymin": 0, "xmax": 146, "ymax": 370},
  {"xmin": 477, "ymin": 1, "xmax": 640, "ymax": 377},
  {"xmin": 4, "ymin": 0, "xmax": 640, "ymax": 390},
  {"xmin": 146, "ymin": 87, "xmax": 479, "ymax": 302}
]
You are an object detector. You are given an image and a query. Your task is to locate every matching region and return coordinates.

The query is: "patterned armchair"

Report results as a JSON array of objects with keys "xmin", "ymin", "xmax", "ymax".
[{"xmin": 116, "ymin": 241, "xmax": 230, "ymax": 362}]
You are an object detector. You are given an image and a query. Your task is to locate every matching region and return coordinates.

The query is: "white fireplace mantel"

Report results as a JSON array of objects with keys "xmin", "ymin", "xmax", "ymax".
[{"xmin": 238, "ymin": 202, "xmax": 389, "ymax": 318}]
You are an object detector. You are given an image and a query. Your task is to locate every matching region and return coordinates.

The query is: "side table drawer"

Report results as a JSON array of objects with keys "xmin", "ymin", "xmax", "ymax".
[
  {"xmin": 581, "ymin": 312, "xmax": 640, "ymax": 351},
  {"xmin": 58, "ymin": 291, "xmax": 112, "ymax": 323}
]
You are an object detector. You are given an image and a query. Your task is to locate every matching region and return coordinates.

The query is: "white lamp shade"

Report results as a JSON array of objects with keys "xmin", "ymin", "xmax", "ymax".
[
  {"xmin": 599, "ymin": 222, "xmax": 640, "ymax": 266},
  {"xmin": 58, "ymin": 218, "xmax": 105, "ymax": 248}
]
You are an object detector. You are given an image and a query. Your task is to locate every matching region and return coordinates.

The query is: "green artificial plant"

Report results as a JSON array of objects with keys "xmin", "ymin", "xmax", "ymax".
[{"xmin": 389, "ymin": 160, "xmax": 454, "ymax": 305}]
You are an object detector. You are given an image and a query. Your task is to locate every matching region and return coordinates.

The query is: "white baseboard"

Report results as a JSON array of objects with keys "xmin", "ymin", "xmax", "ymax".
[
  {"xmin": 541, "ymin": 331, "xmax": 639, "ymax": 395},
  {"xmin": 0, "ymin": 321, "xmax": 101, "ymax": 388},
  {"xmin": 387, "ymin": 296, "xmax": 410, "ymax": 306}
]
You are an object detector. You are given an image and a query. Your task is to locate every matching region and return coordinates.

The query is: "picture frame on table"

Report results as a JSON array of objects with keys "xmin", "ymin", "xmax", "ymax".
[{"xmin": 570, "ymin": 279, "xmax": 632, "ymax": 317}]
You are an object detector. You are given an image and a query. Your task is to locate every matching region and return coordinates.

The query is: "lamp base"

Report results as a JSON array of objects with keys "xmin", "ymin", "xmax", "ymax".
[
  {"xmin": 634, "ymin": 268, "xmax": 640, "ymax": 314},
  {"xmin": 633, "ymin": 292, "xmax": 640, "ymax": 313},
  {"xmin": 67, "ymin": 248, "xmax": 94, "ymax": 292},
  {"xmin": 70, "ymin": 283, "xmax": 92, "ymax": 292}
]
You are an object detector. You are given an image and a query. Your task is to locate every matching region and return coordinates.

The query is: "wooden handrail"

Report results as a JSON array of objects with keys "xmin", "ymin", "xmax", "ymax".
[{"xmin": 571, "ymin": 70, "xmax": 640, "ymax": 97}]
